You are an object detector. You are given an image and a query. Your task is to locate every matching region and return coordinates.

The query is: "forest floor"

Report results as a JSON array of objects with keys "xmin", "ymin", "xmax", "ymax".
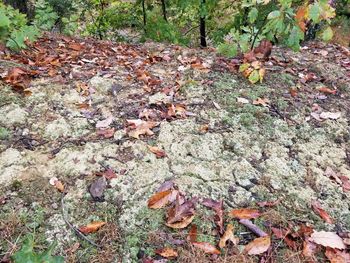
[{"xmin": 0, "ymin": 33, "xmax": 350, "ymax": 262}]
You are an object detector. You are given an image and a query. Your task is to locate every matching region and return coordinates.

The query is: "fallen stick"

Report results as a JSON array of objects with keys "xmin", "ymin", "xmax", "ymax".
[{"xmin": 239, "ymin": 219, "xmax": 268, "ymax": 237}]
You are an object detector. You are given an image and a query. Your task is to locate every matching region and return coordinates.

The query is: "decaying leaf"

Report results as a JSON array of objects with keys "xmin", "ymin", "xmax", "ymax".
[
  {"xmin": 318, "ymin": 86, "xmax": 337, "ymax": 95},
  {"xmin": 155, "ymin": 247, "xmax": 178, "ymax": 259},
  {"xmin": 49, "ymin": 177, "xmax": 64, "ymax": 192},
  {"xmin": 311, "ymin": 200, "xmax": 333, "ymax": 224},
  {"xmin": 148, "ymin": 190, "xmax": 176, "ymax": 209},
  {"xmin": 187, "ymin": 224, "xmax": 198, "ymax": 242},
  {"xmin": 78, "ymin": 221, "xmax": 106, "ymax": 234},
  {"xmin": 237, "ymin": 97, "xmax": 250, "ymax": 104},
  {"xmin": 192, "ymin": 242, "xmax": 221, "ymax": 255},
  {"xmin": 253, "ymin": 98, "xmax": 270, "ymax": 107},
  {"xmin": 244, "ymin": 236, "xmax": 271, "ymax": 255},
  {"xmin": 310, "ymin": 231, "xmax": 346, "ymax": 250},
  {"xmin": 219, "ymin": 224, "xmax": 239, "ymax": 248},
  {"xmin": 166, "ymin": 215, "xmax": 195, "ymax": 229},
  {"xmin": 126, "ymin": 119, "xmax": 159, "ymax": 139},
  {"xmin": 148, "ymin": 146, "xmax": 167, "ymax": 158},
  {"xmin": 325, "ymin": 248, "xmax": 350, "ymax": 263},
  {"xmin": 166, "ymin": 197, "xmax": 196, "ymax": 229},
  {"xmin": 202, "ymin": 198, "xmax": 224, "ymax": 234},
  {"xmin": 89, "ymin": 177, "xmax": 107, "ymax": 201},
  {"xmin": 319, "ymin": 112, "xmax": 341, "ymax": 120},
  {"xmin": 302, "ymin": 240, "xmax": 317, "ymax": 259},
  {"xmin": 97, "ymin": 128, "xmax": 115, "ymax": 138},
  {"xmin": 229, "ymin": 208, "xmax": 261, "ymax": 219}
]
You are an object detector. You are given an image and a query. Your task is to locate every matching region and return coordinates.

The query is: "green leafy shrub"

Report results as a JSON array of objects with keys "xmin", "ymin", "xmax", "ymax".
[
  {"xmin": 34, "ymin": 0, "xmax": 59, "ymax": 31},
  {"xmin": 12, "ymin": 235, "xmax": 64, "ymax": 263},
  {"xmin": 0, "ymin": 3, "xmax": 40, "ymax": 51}
]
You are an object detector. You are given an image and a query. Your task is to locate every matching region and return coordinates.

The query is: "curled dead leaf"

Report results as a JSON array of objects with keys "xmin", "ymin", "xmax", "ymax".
[
  {"xmin": 219, "ymin": 224, "xmax": 239, "ymax": 248},
  {"xmin": 148, "ymin": 190, "xmax": 176, "ymax": 209},
  {"xmin": 78, "ymin": 221, "xmax": 106, "ymax": 234}
]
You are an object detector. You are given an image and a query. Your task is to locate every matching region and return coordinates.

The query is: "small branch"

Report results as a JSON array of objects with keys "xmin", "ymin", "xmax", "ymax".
[
  {"xmin": 239, "ymin": 219, "xmax": 268, "ymax": 237},
  {"xmin": 61, "ymin": 193, "xmax": 102, "ymax": 248}
]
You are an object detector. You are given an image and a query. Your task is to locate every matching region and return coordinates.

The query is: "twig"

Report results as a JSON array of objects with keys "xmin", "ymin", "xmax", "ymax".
[
  {"xmin": 239, "ymin": 219, "xmax": 268, "ymax": 237},
  {"xmin": 60, "ymin": 193, "xmax": 102, "ymax": 248}
]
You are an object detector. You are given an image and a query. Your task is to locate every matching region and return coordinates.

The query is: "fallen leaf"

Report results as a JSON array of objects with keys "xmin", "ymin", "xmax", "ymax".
[
  {"xmin": 229, "ymin": 208, "xmax": 261, "ymax": 219},
  {"xmin": 155, "ymin": 247, "xmax": 178, "ymax": 259},
  {"xmin": 187, "ymin": 224, "xmax": 197, "ymax": 242},
  {"xmin": 310, "ymin": 231, "xmax": 346, "ymax": 249},
  {"xmin": 166, "ymin": 215, "xmax": 195, "ymax": 229},
  {"xmin": 202, "ymin": 198, "xmax": 224, "ymax": 234},
  {"xmin": 219, "ymin": 224, "xmax": 239, "ymax": 248},
  {"xmin": 126, "ymin": 119, "xmax": 159, "ymax": 139},
  {"xmin": 319, "ymin": 112, "xmax": 341, "ymax": 120},
  {"xmin": 311, "ymin": 200, "xmax": 333, "ymax": 224},
  {"xmin": 237, "ymin": 97, "xmax": 250, "ymax": 104},
  {"xmin": 97, "ymin": 168, "xmax": 117, "ymax": 180},
  {"xmin": 302, "ymin": 240, "xmax": 317, "ymax": 259},
  {"xmin": 257, "ymin": 199, "xmax": 280, "ymax": 207},
  {"xmin": 78, "ymin": 221, "xmax": 106, "ymax": 234},
  {"xmin": 192, "ymin": 242, "xmax": 221, "ymax": 255},
  {"xmin": 148, "ymin": 190, "xmax": 174, "ymax": 209},
  {"xmin": 97, "ymin": 128, "xmax": 115, "ymax": 138},
  {"xmin": 325, "ymin": 248, "xmax": 350, "ymax": 263},
  {"xmin": 244, "ymin": 236, "xmax": 271, "ymax": 255},
  {"xmin": 166, "ymin": 197, "xmax": 196, "ymax": 229},
  {"xmin": 253, "ymin": 98, "xmax": 270, "ymax": 107},
  {"xmin": 49, "ymin": 177, "xmax": 64, "ymax": 192},
  {"xmin": 289, "ymin": 87, "xmax": 298, "ymax": 97},
  {"xmin": 148, "ymin": 146, "xmax": 167, "ymax": 158},
  {"xmin": 318, "ymin": 87, "xmax": 337, "ymax": 95}
]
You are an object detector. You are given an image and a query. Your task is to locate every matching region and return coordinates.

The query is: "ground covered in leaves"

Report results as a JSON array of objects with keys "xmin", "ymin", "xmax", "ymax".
[{"xmin": 0, "ymin": 34, "xmax": 350, "ymax": 262}]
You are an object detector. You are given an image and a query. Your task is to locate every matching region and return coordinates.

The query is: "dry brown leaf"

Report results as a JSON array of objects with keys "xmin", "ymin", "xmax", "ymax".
[
  {"xmin": 49, "ymin": 177, "xmax": 64, "ymax": 192},
  {"xmin": 148, "ymin": 146, "xmax": 167, "ymax": 158},
  {"xmin": 229, "ymin": 208, "xmax": 261, "ymax": 219},
  {"xmin": 311, "ymin": 201, "xmax": 333, "ymax": 224},
  {"xmin": 252, "ymin": 98, "xmax": 270, "ymax": 107},
  {"xmin": 219, "ymin": 224, "xmax": 239, "ymax": 248},
  {"xmin": 155, "ymin": 247, "xmax": 178, "ymax": 259},
  {"xmin": 244, "ymin": 236, "xmax": 271, "ymax": 255},
  {"xmin": 97, "ymin": 128, "xmax": 115, "ymax": 138},
  {"xmin": 310, "ymin": 231, "xmax": 346, "ymax": 250},
  {"xmin": 318, "ymin": 87, "xmax": 337, "ymax": 95},
  {"xmin": 166, "ymin": 215, "xmax": 195, "ymax": 229},
  {"xmin": 148, "ymin": 190, "xmax": 173, "ymax": 209},
  {"xmin": 325, "ymin": 248, "xmax": 350, "ymax": 263},
  {"xmin": 126, "ymin": 119, "xmax": 159, "ymax": 139},
  {"xmin": 192, "ymin": 242, "xmax": 221, "ymax": 255},
  {"xmin": 187, "ymin": 224, "xmax": 198, "ymax": 242},
  {"xmin": 302, "ymin": 240, "xmax": 317, "ymax": 259},
  {"xmin": 78, "ymin": 221, "xmax": 106, "ymax": 234}
]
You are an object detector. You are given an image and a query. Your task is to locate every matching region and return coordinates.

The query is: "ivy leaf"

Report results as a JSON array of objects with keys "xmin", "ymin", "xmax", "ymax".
[
  {"xmin": 267, "ymin": 10, "xmax": 281, "ymax": 20},
  {"xmin": 248, "ymin": 7, "xmax": 259, "ymax": 23},
  {"xmin": 321, "ymin": 26, "xmax": 333, "ymax": 41}
]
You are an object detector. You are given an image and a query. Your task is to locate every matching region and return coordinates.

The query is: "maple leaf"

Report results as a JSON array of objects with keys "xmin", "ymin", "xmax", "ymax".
[
  {"xmin": 229, "ymin": 208, "xmax": 261, "ymax": 219},
  {"xmin": 219, "ymin": 224, "xmax": 239, "ymax": 248},
  {"xmin": 155, "ymin": 247, "xmax": 178, "ymax": 259},
  {"xmin": 78, "ymin": 221, "xmax": 106, "ymax": 234},
  {"xmin": 310, "ymin": 231, "xmax": 346, "ymax": 250},
  {"xmin": 311, "ymin": 200, "xmax": 333, "ymax": 224},
  {"xmin": 244, "ymin": 236, "xmax": 271, "ymax": 255},
  {"xmin": 192, "ymin": 242, "xmax": 221, "ymax": 255},
  {"xmin": 126, "ymin": 119, "xmax": 159, "ymax": 139}
]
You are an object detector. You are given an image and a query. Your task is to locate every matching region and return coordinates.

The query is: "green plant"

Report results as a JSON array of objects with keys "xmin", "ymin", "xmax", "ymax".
[
  {"xmin": 12, "ymin": 235, "xmax": 64, "ymax": 263},
  {"xmin": 34, "ymin": 0, "xmax": 59, "ymax": 31},
  {"xmin": 0, "ymin": 3, "xmax": 40, "ymax": 50}
]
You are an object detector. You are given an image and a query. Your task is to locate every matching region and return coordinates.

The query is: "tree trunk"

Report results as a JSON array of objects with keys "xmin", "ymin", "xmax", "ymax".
[
  {"xmin": 3, "ymin": 0, "xmax": 34, "ymax": 19},
  {"xmin": 199, "ymin": 0, "xmax": 207, "ymax": 48},
  {"xmin": 161, "ymin": 0, "xmax": 167, "ymax": 22}
]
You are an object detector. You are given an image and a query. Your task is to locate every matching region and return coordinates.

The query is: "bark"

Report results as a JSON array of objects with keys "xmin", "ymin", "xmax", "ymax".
[
  {"xmin": 199, "ymin": 0, "xmax": 207, "ymax": 48},
  {"xmin": 142, "ymin": 0, "xmax": 147, "ymax": 30},
  {"xmin": 161, "ymin": 0, "xmax": 167, "ymax": 22}
]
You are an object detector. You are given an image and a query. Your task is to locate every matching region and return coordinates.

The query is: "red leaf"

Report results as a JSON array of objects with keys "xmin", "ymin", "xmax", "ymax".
[{"xmin": 311, "ymin": 201, "xmax": 333, "ymax": 224}]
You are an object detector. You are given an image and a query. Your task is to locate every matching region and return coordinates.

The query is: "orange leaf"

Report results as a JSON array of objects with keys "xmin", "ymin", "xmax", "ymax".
[
  {"xmin": 252, "ymin": 98, "xmax": 270, "ymax": 107},
  {"xmin": 148, "ymin": 146, "xmax": 167, "ymax": 158},
  {"xmin": 244, "ymin": 236, "xmax": 271, "ymax": 255},
  {"xmin": 155, "ymin": 247, "xmax": 178, "ymax": 259},
  {"xmin": 311, "ymin": 201, "xmax": 333, "ymax": 224},
  {"xmin": 148, "ymin": 190, "xmax": 173, "ymax": 209},
  {"xmin": 78, "ymin": 221, "xmax": 106, "ymax": 234},
  {"xmin": 325, "ymin": 248, "xmax": 350, "ymax": 263},
  {"xmin": 318, "ymin": 87, "xmax": 337, "ymax": 95},
  {"xmin": 192, "ymin": 242, "xmax": 221, "ymax": 255},
  {"xmin": 166, "ymin": 215, "xmax": 195, "ymax": 229},
  {"xmin": 229, "ymin": 208, "xmax": 261, "ymax": 219},
  {"xmin": 289, "ymin": 87, "xmax": 298, "ymax": 97},
  {"xmin": 219, "ymin": 224, "xmax": 239, "ymax": 248}
]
